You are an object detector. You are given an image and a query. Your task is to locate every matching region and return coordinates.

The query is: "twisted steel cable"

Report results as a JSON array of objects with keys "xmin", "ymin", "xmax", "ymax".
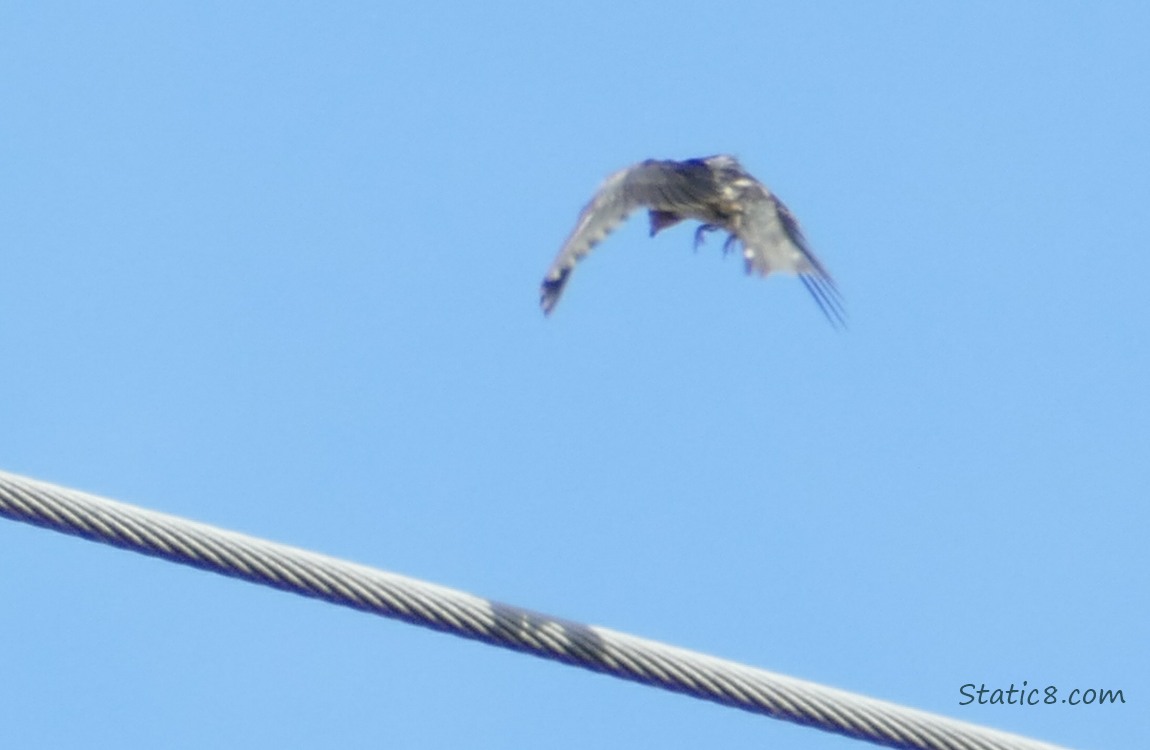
[{"xmin": 0, "ymin": 470, "xmax": 1069, "ymax": 750}]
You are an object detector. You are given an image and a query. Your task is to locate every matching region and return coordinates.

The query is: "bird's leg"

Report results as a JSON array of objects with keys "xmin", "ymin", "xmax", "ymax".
[
  {"xmin": 693, "ymin": 223, "xmax": 720, "ymax": 250},
  {"xmin": 721, "ymin": 233, "xmax": 740, "ymax": 256}
]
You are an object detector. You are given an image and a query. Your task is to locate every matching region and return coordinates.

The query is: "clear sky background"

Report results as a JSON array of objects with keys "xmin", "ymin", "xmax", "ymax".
[{"xmin": 2, "ymin": 3, "xmax": 1146, "ymax": 748}]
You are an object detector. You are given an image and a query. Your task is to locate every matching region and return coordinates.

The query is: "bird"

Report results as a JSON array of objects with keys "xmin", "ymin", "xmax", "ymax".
[{"xmin": 539, "ymin": 155, "xmax": 844, "ymax": 326}]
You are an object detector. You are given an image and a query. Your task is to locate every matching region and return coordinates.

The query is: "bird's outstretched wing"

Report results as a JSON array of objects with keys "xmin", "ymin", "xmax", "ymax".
[
  {"xmin": 540, "ymin": 159, "xmax": 728, "ymax": 315},
  {"xmin": 733, "ymin": 188, "xmax": 846, "ymax": 328},
  {"xmin": 539, "ymin": 155, "xmax": 844, "ymax": 326}
]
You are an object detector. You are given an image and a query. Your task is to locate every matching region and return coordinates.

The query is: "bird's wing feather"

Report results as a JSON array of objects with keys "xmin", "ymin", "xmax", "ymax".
[
  {"xmin": 737, "ymin": 191, "xmax": 846, "ymax": 327},
  {"xmin": 540, "ymin": 159, "xmax": 723, "ymax": 315}
]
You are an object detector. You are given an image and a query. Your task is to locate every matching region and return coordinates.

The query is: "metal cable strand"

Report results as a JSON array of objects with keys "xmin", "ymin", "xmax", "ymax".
[{"xmin": 0, "ymin": 470, "xmax": 1071, "ymax": 750}]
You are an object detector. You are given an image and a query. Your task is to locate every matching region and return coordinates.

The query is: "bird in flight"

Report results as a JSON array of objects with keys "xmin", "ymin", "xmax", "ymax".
[{"xmin": 539, "ymin": 155, "xmax": 844, "ymax": 326}]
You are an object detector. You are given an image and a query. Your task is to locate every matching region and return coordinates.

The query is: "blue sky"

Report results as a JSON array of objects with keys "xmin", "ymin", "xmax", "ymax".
[{"xmin": 2, "ymin": 3, "xmax": 1146, "ymax": 748}]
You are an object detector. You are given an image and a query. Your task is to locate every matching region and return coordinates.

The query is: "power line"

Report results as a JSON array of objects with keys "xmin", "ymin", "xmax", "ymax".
[{"xmin": 0, "ymin": 469, "xmax": 1069, "ymax": 750}]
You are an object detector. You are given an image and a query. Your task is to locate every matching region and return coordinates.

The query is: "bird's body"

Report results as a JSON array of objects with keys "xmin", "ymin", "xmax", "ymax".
[{"xmin": 539, "ymin": 155, "xmax": 844, "ymax": 325}]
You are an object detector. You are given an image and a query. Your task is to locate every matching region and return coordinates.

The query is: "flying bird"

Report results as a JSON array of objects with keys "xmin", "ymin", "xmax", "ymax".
[{"xmin": 539, "ymin": 155, "xmax": 844, "ymax": 326}]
